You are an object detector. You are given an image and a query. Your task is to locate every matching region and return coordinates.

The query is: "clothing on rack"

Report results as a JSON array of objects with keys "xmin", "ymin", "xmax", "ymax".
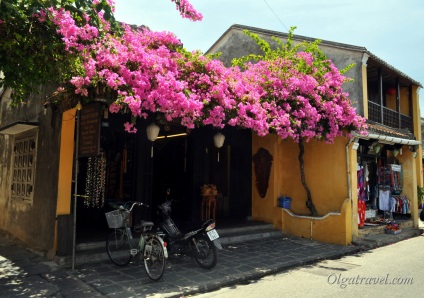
[
  {"xmin": 389, "ymin": 196, "xmax": 410, "ymax": 214},
  {"xmin": 378, "ymin": 188, "xmax": 391, "ymax": 211}
]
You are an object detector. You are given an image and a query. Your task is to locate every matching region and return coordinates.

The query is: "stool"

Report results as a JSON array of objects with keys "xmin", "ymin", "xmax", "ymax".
[{"xmin": 201, "ymin": 196, "xmax": 216, "ymax": 222}]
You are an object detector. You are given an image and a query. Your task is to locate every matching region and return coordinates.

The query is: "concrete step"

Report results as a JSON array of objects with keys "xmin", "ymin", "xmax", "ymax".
[
  {"xmin": 217, "ymin": 224, "xmax": 282, "ymax": 245},
  {"xmin": 359, "ymin": 219, "xmax": 413, "ymax": 238},
  {"xmin": 54, "ymin": 223, "xmax": 282, "ymax": 267}
]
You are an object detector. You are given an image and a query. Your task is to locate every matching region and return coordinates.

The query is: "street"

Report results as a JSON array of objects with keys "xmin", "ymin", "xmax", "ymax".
[{"xmin": 193, "ymin": 234, "xmax": 424, "ymax": 298}]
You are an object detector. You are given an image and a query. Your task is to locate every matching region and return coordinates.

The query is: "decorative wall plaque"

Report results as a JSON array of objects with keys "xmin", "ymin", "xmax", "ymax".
[
  {"xmin": 78, "ymin": 102, "xmax": 101, "ymax": 157},
  {"xmin": 252, "ymin": 147, "xmax": 273, "ymax": 198}
]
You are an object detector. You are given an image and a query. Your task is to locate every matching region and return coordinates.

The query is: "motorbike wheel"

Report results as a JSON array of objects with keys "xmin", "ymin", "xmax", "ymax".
[
  {"xmin": 143, "ymin": 235, "xmax": 166, "ymax": 281},
  {"xmin": 106, "ymin": 229, "xmax": 132, "ymax": 266},
  {"xmin": 191, "ymin": 235, "xmax": 218, "ymax": 269}
]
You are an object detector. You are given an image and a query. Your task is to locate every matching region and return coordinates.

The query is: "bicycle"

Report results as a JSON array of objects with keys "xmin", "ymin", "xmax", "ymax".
[{"xmin": 105, "ymin": 201, "xmax": 168, "ymax": 281}]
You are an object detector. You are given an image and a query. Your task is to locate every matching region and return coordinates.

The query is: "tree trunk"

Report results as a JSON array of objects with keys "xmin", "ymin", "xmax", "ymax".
[{"xmin": 298, "ymin": 138, "xmax": 318, "ymax": 216}]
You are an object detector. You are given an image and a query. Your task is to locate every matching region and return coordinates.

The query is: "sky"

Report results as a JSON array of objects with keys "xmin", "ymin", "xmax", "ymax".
[{"xmin": 114, "ymin": 0, "xmax": 424, "ymax": 114}]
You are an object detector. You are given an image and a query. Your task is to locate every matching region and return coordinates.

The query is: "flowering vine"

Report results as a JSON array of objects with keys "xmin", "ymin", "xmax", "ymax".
[
  {"xmin": 0, "ymin": 0, "xmax": 202, "ymax": 104},
  {"xmin": 233, "ymin": 29, "xmax": 367, "ymax": 215},
  {"xmin": 1, "ymin": 1, "xmax": 367, "ymax": 215}
]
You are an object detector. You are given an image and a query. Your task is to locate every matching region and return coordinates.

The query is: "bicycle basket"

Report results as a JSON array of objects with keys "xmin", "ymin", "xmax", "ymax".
[{"xmin": 105, "ymin": 209, "xmax": 129, "ymax": 228}]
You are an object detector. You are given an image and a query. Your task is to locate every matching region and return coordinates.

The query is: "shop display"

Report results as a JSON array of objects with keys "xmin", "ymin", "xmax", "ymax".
[
  {"xmin": 357, "ymin": 144, "xmax": 411, "ymax": 231},
  {"xmin": 84, "ymin": 153, "xmax": 107, "ymax": 208}
]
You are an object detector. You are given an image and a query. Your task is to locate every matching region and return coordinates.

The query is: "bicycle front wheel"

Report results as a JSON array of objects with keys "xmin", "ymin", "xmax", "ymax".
[
  {"xmin": 143, "ymin": 236, "xmax": 166, "ymax": 281},
  {"xmin": 106, "ymin": 229, "xmax": 132, "ymax": 266}
]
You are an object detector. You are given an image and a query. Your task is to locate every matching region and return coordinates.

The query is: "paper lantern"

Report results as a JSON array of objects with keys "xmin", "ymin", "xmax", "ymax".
[
  {"xmin": 213, "ymin": 133, "xmax": 225, "ymax": 162},
  {"xmin": 386, "ymin": 87, "xmax": 396, "ymax": 96},
  {"xmin": 146, "ymin": 123, "xmax": 160, "ymax": 142},
  {"xmin": 146, "ymin": 123, "xmax": 160, "ymax": 157}
]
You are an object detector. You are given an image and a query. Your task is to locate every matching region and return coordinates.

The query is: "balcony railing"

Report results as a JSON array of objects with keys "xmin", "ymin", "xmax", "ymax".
[{"xmin": 368, "ymin": 101, "xmax": 413, "ymax": 133}]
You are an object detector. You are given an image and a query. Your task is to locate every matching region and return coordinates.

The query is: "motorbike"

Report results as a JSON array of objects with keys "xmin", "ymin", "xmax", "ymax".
[{"xmin": 156, "ymin": 189, "xmax": 222, "ymax": 269}]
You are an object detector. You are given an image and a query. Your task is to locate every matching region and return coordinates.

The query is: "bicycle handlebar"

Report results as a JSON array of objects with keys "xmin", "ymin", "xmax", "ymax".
[{"xmin": 119, "ymin": 201, "xmax": 149, "ymax": 212}]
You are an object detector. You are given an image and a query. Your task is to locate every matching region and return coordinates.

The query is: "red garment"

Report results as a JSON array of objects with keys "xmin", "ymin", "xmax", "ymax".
[{"xmin": 358, "ymin": 199, "xmax": 366, "ymax": 228}]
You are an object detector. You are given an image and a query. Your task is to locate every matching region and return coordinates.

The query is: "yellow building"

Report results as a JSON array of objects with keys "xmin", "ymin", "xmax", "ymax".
[{"xmin": 207, "ymin": 24, "xmax": 422, "ymax": 245}]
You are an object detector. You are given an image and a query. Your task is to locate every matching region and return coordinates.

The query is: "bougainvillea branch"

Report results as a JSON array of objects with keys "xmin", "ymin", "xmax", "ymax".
[
  {"xmin": 233, "ymin": 28, "xmax": 367, "ymax": 215},
  {"xmin": 8, "ymin": 2, "xmax": 366, "ymax": 141},
  {"xmin": 1, "ymin": 2, "xmax": 366, "ymax": 216},
  {"xmin": 0, "ymin": 0, "xmax": 202, "ymax": 104}
]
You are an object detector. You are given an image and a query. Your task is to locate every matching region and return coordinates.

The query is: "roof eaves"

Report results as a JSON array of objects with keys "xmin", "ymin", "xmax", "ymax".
[
  {"xmin": 366, "ymin": 51, "xmax": 422, "ymax": 87},
  {"xmin": 206, "ymin": 24, "xmax": 422, "ymax": 88}
]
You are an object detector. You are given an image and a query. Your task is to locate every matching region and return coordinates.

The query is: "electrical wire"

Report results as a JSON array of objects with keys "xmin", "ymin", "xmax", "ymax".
[{"xmin": 263, "ymin": 0, "xmax": 289, "ymax": 32}]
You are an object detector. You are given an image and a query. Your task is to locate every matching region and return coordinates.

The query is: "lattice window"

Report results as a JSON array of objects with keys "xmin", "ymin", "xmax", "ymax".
[{"xmin": 11, "ymin": 131, "xmax": 38, "ymax": 204}]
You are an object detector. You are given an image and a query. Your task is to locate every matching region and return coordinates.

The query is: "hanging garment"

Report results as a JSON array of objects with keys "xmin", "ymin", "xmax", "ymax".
[
  {"xmin": 378, "ymin": 188, "xmax": 391, "ymax": 211},
  {"xmin": 358, "ymin": 199, "xmax": 366, "ymax": 228},
  {"xmin": 357, "ymin": 167, "xmax": 366, "ymax": 201},
  {"xmin": 389, "ymin": 197, "xmax": 397, "ymax": 213}
]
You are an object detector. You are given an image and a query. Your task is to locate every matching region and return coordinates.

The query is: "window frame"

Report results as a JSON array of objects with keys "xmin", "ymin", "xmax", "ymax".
[{"xmin": 10, "ymin": 129, "xmax": 38, "ymax": 204}]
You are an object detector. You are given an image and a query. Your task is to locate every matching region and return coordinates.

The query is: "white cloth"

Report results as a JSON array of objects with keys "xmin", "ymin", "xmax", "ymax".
[{"xmin": 379, "ymin": 189, "xmax": 391, "ymax": 211}]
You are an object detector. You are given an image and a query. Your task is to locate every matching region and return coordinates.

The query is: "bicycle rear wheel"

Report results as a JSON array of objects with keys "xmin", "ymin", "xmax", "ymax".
[
  {"xmin": 106, "ymin": 229, "xmax": 132, "ymax": 266},
  {"xmin": 143, "ymin": 236, "xmax": 166, "ymax": 281}
]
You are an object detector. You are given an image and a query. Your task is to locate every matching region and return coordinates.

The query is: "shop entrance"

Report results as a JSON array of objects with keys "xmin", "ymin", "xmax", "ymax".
[
  {"xmin": 73, "ymin": 114, "xmax": 253, "ymax": 243},
  {"xmin": 75, "ymin": 112, "xmax": 136, "ymax": 242},
  {"xmin": 149, "ymin": 126, "xmax": 252, "ymax": 228},
  {"xmin": 357, "ymin": 141, "xmax": 411, "ymax": 231}
]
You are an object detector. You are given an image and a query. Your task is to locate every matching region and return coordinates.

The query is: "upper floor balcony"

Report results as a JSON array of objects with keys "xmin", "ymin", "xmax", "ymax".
[
  {"xmin": 368, "ymin": 99, "xmax": 413, "ymax": 134},
  {"xmin": 366, "ymin": 55, "xmax": 417, "ymax": 134}
]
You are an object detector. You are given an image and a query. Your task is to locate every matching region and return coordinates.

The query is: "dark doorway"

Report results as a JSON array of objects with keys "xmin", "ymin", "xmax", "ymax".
[{"xmin": 152, "ymin": 132, "xmax": 190, "ymax": 225}]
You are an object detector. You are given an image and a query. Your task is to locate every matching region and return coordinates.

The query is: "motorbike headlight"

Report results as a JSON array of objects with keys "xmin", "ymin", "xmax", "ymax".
[{"xmin": 205, "ymin": 223, "xmax": 215, "ymax": 232}]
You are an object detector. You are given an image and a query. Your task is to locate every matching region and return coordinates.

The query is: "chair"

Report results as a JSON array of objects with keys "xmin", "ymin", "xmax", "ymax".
[{"xmin": 201, "ymin": 196, "xmax": 217, "ymax": 222}]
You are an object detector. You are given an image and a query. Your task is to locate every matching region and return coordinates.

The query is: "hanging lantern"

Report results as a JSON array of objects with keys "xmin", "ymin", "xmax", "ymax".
[
  {"xmin": 373, "ymin": 143, "xmax": 381, "ymax": 154},
  {"xmin": 146, "ymin": 123, "xmax": 160, "ymax": 141},
  {"xmin": 146, "ymin": 123, "xmax": 160, "ymax": 157},
  {"xmin": 213, "ymin": 133, "xmax": 225, "ymax": 162},
  {"xmin": 213, "ymin": 133, "xmax": 225, "ymax": 148},
  {"xmin": 393, "ymin": 149, "xmax": 399, "ymax": 157},
  {"xmin": 386, "ymin": 87, "xmax": 396, "ymax": 96}
]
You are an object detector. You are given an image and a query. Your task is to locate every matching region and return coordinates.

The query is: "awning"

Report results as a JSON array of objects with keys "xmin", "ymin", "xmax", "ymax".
[
  {"xmin": 0, "ymin": 122, "xmax": 39, "ymax": 135},
  {"xmin": 353, "ymin": 121, "xmax": 421, "ymax": 146},
  {"xmin": 358, "ymin": 132, "xmax": 421, "ymax": 146}
]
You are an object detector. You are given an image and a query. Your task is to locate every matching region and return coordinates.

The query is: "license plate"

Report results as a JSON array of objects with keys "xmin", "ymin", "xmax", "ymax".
[{"xmin": 207, "ymin": 229, "xmax": 219, "ymax": 241}]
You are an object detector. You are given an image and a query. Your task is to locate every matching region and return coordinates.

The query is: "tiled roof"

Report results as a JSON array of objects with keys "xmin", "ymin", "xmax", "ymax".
[{"xmin": 366, "ymin": 121, "xmax": 415, "ymax": 140}]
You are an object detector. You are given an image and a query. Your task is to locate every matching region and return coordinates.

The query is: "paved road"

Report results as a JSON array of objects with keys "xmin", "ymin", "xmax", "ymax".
[
  {"xmin": 0, "ymin": 221, "xmax": 422, "ymax": 297},
  {"xmin": 193, "ymin": 234, "xmax": 424, "ymax": 298},
  {"xmin": 0, "ymin": 232, "xmax": 359, "ymax": 297}
]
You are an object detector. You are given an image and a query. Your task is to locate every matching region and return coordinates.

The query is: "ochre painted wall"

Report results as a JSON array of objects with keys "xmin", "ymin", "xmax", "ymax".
[
  {"xmin": 54, "ymin": 108, "xmax": 76, "ymax": 251},
  {"xmin": 386, "ymin": 93, "xmax": 396, "ymax": 111},
  {"xmin": 282, "ymin": 198, "xmax": 352, "ymax": 245},
  {"xmin": 400, "ymin": 88, "xmax": 410, "ymax": 115},
  {"xmin": 385, "ymin": 88, "xmax": 410, "ymax": 115},
  {"xmin": 279, "ymin": 137, "xmax": 350, "ymax": 216},
  {"xmin": 252, "ymin": 133, "xmax": 354, "ymax": 243},
  {"xmin": 411, "ymin": 84, "xmax": 422, "ymax": 227},
  {"xmin": 56, "ymin": 108, "xmax": 76, "ymax": 216},
  {"xmin": 251, "ymin": 134, "xmax": 281, "ymax": 228}
]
